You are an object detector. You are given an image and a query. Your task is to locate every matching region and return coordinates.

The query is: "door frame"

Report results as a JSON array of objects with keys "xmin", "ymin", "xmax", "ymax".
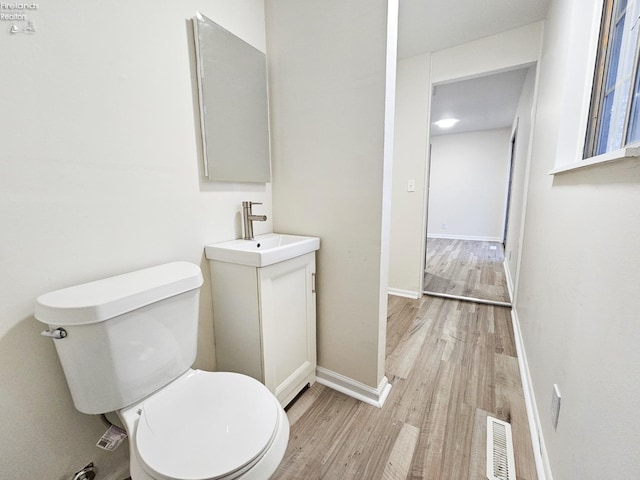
[{"xmin": 503, "ymin": 121, "xmax": 518, "ymax": 245}]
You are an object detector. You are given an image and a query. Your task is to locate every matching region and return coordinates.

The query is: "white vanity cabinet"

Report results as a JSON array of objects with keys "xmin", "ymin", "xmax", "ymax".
[{"xmin": 208, "ymin": 251, "xmax": 317, "ymax": 407}]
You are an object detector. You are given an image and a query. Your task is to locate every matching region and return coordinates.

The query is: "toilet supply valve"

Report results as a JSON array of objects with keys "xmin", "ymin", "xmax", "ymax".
[
  {"xmin": 72, "ymin": 462, "xmax": 96, "ymax": 480},
  {"xmin": 41, "ymin": 327, "xmax": 67, "ymax": 339}
]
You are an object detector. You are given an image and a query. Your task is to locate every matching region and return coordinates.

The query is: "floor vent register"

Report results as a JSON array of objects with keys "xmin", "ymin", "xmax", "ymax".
[{"xmin": 486, "ymin": 416, "xmax": 516, "ymax": 480}]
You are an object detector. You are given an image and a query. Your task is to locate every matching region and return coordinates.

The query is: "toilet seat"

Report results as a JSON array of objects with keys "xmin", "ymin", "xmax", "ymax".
[{"xmin": 133, "ymin": 370, "xmax": 280, "ymax": 480}]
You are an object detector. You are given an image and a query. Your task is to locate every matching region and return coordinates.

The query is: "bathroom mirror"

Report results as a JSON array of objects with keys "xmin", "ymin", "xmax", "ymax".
[{"xmin": 193, "ymin": 12, "xmax": 271, "ymax": 183}]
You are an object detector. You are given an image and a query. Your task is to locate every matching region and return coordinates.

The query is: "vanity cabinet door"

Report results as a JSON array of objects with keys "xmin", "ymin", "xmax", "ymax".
[
  {"xmin": 258, "ymin": 252, "xmax": 316, "ymax": 407},
  {"xmin": 209, "ymin": 261, "xmax": 264, "ymax": 382}
]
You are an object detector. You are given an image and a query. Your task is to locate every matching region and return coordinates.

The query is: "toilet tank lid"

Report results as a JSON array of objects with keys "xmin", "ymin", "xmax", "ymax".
[{"xmin": 35, "ymin": 262, "xmax": 203, "ymax": 326}]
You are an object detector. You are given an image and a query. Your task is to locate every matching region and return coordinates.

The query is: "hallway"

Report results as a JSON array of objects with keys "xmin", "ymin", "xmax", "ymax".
[
  {"xmin": 274, "ymin": 294, "xmax": 536, "ymax": 479},
  {"xmin": 424, "ymin": 239, "xmax": 511, "ymax": 305}
]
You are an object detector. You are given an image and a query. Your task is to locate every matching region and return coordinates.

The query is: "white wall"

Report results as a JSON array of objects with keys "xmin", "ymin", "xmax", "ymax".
[
  {"xmin": 389, "ymin": 22, "xmax": 543, "ymax": 295},
  {"xmin": 0, "ymin": 2, "xmax": 269, "ymax": 478},
  {"xmin": 389, "ymin": 53, "xmax": 431, "ymax": 297},
  {"xmin": 431, "ymin": 21, "xmax": 543, "ymax": 84},
  {"xmin": 514, "ymin": 0, "xmax": 640, "ymax": 477},
  {"xmin": 265, "ymin": 0, "xmax": 395, "ymax": 390},
  {"xmin": 427, "ymin": 129, "xmax": 511, "ymax": 241}
]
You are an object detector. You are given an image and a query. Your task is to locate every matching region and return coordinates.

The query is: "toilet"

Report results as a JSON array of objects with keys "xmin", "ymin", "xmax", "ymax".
[{"xmin": 35, "ymin": 262, "xmax": 289, "ymax": 480}]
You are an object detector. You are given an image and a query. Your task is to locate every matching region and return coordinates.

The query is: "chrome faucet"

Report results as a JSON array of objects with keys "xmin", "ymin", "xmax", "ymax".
[{"xmin": 242, "ymin": 201, "xmax": 267, "ymax": 240}]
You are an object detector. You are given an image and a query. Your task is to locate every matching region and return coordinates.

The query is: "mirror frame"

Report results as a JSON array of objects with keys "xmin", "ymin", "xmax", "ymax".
[{"xmin": 193, "ymin": 12, "xmax": 271, "ymax": 183}]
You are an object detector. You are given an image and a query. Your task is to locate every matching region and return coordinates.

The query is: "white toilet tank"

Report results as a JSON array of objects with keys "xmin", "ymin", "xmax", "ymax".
[{"xmin": 35, "ymin": 262, "xmax": 204, "ymax": 414}]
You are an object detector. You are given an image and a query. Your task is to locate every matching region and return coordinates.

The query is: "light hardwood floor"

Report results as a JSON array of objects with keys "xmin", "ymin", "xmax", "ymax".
[
  {"xmin": 273, "ymin": 295, "xmax": 537, "ymax": 480},
  {"xmin": 424, "ymin": 238, "xmax": 511, "ymax": 304}
]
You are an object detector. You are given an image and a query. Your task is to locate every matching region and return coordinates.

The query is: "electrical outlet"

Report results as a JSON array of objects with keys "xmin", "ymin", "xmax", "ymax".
[
  {"xmin": 441, "ymin": 223, "xmax": 447, "ymax": 230},
  {"xmin": 551, "ymin": 384, "xmax": 561, "ymax": 429}
]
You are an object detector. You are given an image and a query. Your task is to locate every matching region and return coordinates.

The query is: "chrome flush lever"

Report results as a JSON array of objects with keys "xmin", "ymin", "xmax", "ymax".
[{"xmin": 41, "ymin": 328, "xmax": 67, "ymax": 339}]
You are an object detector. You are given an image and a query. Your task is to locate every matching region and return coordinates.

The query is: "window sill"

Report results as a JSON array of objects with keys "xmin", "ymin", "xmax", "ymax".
[{"xmin": 548, "ymin": 144, "xmax": 640, "ymax": 175}]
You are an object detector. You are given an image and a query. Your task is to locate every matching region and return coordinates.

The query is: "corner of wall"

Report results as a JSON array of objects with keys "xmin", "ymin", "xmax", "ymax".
[{"xmin": 316, "ymin": 367, "xmax": 393, "ymax": 408}]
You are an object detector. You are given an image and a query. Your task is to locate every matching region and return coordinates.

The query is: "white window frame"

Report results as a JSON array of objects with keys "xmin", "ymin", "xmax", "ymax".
[
  {"xmin": 584, "ymin": 0, "xmax": 640, "ymax": 157},
  {"xmin": 551, "ymin": 0, "xmax": 640, "ymax": 175}
]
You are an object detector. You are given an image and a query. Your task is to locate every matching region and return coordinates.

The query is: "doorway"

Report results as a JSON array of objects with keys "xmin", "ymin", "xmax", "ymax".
[{"xmin": 422, "ymin": 68, "xmax": 530, "ymax": 305}]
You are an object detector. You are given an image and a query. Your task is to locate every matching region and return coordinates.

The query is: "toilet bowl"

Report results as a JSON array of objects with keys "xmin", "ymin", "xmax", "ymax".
[
  {"xmin": 35, "ymin": 262, "xmax": 289, "ymax": 480},
  {"xmin": 119, "ymin": 370, "xmax": 289, "ymax": 480}
]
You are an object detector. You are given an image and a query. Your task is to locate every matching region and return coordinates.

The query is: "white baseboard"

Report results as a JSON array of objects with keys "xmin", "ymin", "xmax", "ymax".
[
  {"xmin": 427, "ymin": 233, "xmax": 502, "ymax": 242},
  {"xmin": 316, "ymin": 367, "xmax": 392, "ymax": 409},
  {"xmin": 511, "ymin": 308, "xmax": 553, "ymax": 480},
  {"xmin": 388, "ymin": 287, "xmax": 421, "ymax": 299}
]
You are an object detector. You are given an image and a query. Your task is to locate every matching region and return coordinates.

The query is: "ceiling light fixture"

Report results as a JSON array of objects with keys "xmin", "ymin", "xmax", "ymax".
[{"xmin": 434, "ymin": 118, "xmax": 460, "ymax": 129}]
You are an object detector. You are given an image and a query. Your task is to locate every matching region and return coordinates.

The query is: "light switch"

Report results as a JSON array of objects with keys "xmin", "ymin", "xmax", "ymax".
[{"xmin": 407, "ymin": 179, "xmax": 416, "ymax": 192}]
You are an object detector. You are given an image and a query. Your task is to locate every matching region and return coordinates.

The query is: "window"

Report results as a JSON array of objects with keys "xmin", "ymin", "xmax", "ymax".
[{"xmin": 584, "ymin": 0, "xmax": 640, "ymax": 158}]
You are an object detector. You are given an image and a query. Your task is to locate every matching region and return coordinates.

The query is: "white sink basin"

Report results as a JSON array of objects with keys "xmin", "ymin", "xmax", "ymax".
[{"xmin": 205, "ymin": 233, "xmax": 320, "ymax": 267}]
